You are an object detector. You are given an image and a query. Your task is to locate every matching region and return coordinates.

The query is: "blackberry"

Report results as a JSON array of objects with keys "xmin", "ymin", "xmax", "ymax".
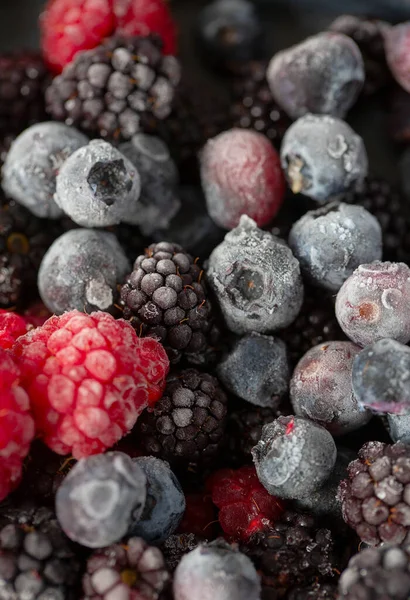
[
  {"xmin": 0, "ymin": 504, "xmax": 82, "ymax": 599},
  {"xmin": 120, "ymin": 242, "xmax": 219, "ymax": 364},
  {"xmin": 82, "ymin": 537, "xmax": 170, "ymax": 600},
  {"xmin": 343, "ymin": 177, "xmax": 410, "ymax": 263},
  {"xmin": 279, "ymin": 286, "xmax": 345, "ymax": 368},
  {"xmin": 46, "ymin": 35, "xmax": 180, "ymax": 142},
  {"xmin": 243, "ymin": 510, "xmax": 337, "ymax": 598},
  {"xmin": 161, "ymin": 533, "xmax": 202, "ymax": 571},
  {"xmin": 230, "ymin": 61, "xmax": 290, "ymax": 149},
  {"xmin": 338, "ymin": 441, "xmax": 410, "ymax": 546},
  {"xmin": 0, "ymin": 52, "xmax": 49, "ymax": 138},
  {"xmin": 136, "ymin": 369, "xmax": 228, "ymax": 466},
  {"xmin": 289, "ymin": 582, "xmax": 337, "ymax": 600},
  {"xmin": 0, "ymin": 199, "xmax": 62, "ymax": 308}
]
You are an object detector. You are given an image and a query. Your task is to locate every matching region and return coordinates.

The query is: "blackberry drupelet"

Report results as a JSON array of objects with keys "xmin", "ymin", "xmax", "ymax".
[
  {"xmin": 161, "ymin": 533, "xmax": 202, "ymax": 571},
  {"xmin": 120, "ymin": 242, "xmax": 219, "ymax": 365},
  {"xmin": 343, "ymin": 177, "xmax": 410, "ymax": 263},
  {"xmin": 338, "ymin": 441, "xmax": 410, "ymax": 546},
  {"xmin": 136, "ymin": 369, "xmax": 228, "ymax": 466},
  {"xmin": 230, "ymin": 61, "xmax": 290, "ymax": 149},
  {"xmin": 82, "ymin": 537, "xmax": 170, "ymax": 600},
  {"xmin": 46, "ymin": 34, "xmax": 180, "ymax": 142},
  {"xmin": 289, "ymin": 581, "xmax": 337, "ymax": 600}
]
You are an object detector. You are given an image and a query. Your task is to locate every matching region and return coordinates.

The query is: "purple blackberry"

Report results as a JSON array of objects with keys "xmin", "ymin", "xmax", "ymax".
[
  {"xmin": 161, "ymin": 533, "xmax": 202, "ymax": 571},
  {"xmin": 338, "ymin": 441, "xmax": 410, "ymax": 546},
  {"xmin": 136, "ymin": 369, "xmax": 228, "ymax": 466},
  {"xmin": 82, "ymin": 537, "xmax": 170, "ymax": 600},
  {"xmin": 120, "ymin": 242, "xmax": 219, "ymax": 364},
  {"xmin": 230, "ymin": 61, "xmax": 290, "ymax": 149},
  {"xmin": 46, "ymin": 35, "xmax": 180, "ymax": 142}
]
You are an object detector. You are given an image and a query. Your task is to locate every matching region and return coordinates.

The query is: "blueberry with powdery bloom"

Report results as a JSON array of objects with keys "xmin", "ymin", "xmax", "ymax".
[
  {"xmin": 206, "ymin": 215, "xmax": 304, "ymax": 335},
  {"xmin": 56, "ymin": 452, "xmax": 147, "ymax": 548},
  {"xmin": 289, "ymin": 202, "xmax": 382, "ymax": 292},
  {"xmin": 54, "ymin": 139, "xmax": 141, "ymax": 228},
  {"xmin": 281, "ymin": 114, "xmax": 368, "ymax": 202},
  {"xmin": 252, "ymin": 415, "xmax": 337, "ymax": 499},
  {"xmin": 335, "ymin": 261, "xmax": 410, "ymax": 348},
  {"xmin": 352, "ymin": 339, "xmax": 410, "ymax": 415},
  {"xmin": 267, "ymin": 32, "xmax": 365, "ymax": 120},
  {"xmin": 290, "ymin": 342, "xmax": 372, "ymax": 436}
]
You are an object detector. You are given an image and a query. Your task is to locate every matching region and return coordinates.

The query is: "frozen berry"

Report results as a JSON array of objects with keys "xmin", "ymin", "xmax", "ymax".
[
  {"xmin": 38, "ymin": 229, "xmax": 130, "ymax": 315},
  {"xmin": 252, "ymin": 416, "xmax": 337, "ymax": 499},
  {"xmin": 119, "ymin": 133, "xmax": 180, "ymax": 236},
  {"xmin": 335, "ymin": 261, "xmax": 410, "ymax": 347},
  {"xmin": 281, "ymin": 114, "xmax": 368, "ymax": 202},
  {"xmin": 162, "ymin": 533, "xmax": 203, "ymax": 571},
  {"xmin": 200, "ymin": 128, "xmax": 285, "ymax": 230},
  {"xmin": 352, "ymin": 339, "xmax": 410, "ymax": 415},
  {"xmin": 388, "ymin": 413, "xmax": 410, "ymax": 444},
  {"xmin": 0, "ymin": 310, "xmax": 28, "ymax": 350},
  {"xmin": 1, "ymin": 122, "xmax": 89, "ymax": 219},
  {"xmin": 12, "ymin": 310, "xmax": 169, "ymax": 458},
  {"xmin": 267, "ymin": 32, "xmax": 365, "ymax": 120},
  {"xmin": 0, "ymin": 349, "xmax": 35, "ymax": 501},
  {"xmin": 290, "ymin": 342, "xmax": 371, "ymax": 435},
  {"xmin": 55, "ymin": 140, "xmax": 141, "ymax": 228},
  {"xmin": 388, "ymin": 84, "xmax": 410, "ymax": 143},
  {"xmin": 207, "ymin": 215, "xmax": 304, "ymax": 334},
  {"xmin": 217, "ymin": 332, "xmax": 290, "ymax": 408},
  {"xmin": 178, "ymin": 492, "xmax": 217, "ymax": 539},
  {"xmin": 207, "ymin": 465, "xmax": 285, "ymax": 541},
  {"xmin": 130, "ymin": 456, "xmax": 186, "ymax": 544},
  {"xmin": 40, "ymin": 0, "xmax": 177, "ymax": 74},
  {"xmin": 56, "ymin": 451, "xmax": 147, "ymax": 548},
  {"xmin": 173, "ymin": 540, "xmax": 261, "ymax": 600},
  {"xmin": 289, "ymin": 202, "xmax": 382, "ymax": 292},
  {"xmin": 385, "ymin": 22, "xmax": 410, "ymax": 94}
]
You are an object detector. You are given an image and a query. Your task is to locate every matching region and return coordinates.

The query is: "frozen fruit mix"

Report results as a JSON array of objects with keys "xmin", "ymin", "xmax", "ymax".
[{"xmin": 1, "ymin": 2, "xmax": 410, "ymax": 599}]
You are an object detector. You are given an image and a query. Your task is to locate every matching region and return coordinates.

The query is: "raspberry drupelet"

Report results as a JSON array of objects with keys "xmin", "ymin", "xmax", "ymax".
[
  {"xmin": 12, "ymin": 310, "xmax": 169, "ymax": 459},
  {"xmin": 0, "ymin": 310, "xmax": 29, "ymax": 350}
]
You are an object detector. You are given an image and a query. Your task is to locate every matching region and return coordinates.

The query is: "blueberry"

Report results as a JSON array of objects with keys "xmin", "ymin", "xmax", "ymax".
[
  {"xmin": 38, "ymin": 228, "xmax": 130, "ymax": 314},
  {"xmin": 119, "ymin": 133, "xmax": 181, "ymax": 236},
  {"xmin": 1, "ymin": 122, "xmax": 89, "ymax": 219},
  {"xmin": 207, "ymin": 215, "xmax": 304, "ymax": 334},
  {"xmin": 55, "ymin": 452, "xmax": 147, "ymax": 548},
  {"xmin": 290, "ymin": 341, "xmax": 372, "ymax": 435},
  {"xmin": 130, "ymin": 457, "xmax": 185, "ymax": 544},
  {"xmin": 352, "ymin": 338, "xmax": 410, "ymax": 415},
  {"xmin": 289, "ymin": 202, "xmax": 382, "ymax": 292},
  {"xmin": 267, "ymin": 32, "xmax": 365, "ymax": 120},
  {"xmin": 173, "ymin": 539, "xmax": 261, "ymax": 600},
  {"xmin": 217, "ymin": 332, "xmax": 290, "ymax": 408},
  {"xmin": 387, "ymin": 413, "xmax": 410, "ymax": 444},
  {"xmin": 54, "ymin": 139, "xmax": 141, "ymax": 227},
  {"xmin": 196, "ymin": 0, "xmax": 263, "ymax": 71},
  {"xmin": 252, "ymin": 415, "xmax": 337, "ymax": 499},
  {"xmin": 281, "ymin": 114, "xmax": 368, "ymax": 202}
]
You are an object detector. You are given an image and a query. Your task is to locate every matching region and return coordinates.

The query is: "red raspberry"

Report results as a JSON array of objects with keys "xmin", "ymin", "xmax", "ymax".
[
  {"xmin": 207, "ymin": 466, "xmax": 285, "ymax": 542},
  {"xmin": 23, "ymin": 302, "xmax": 53, "ymax": 330},
  {"xmin": 40, "ymin": 0, "xmax": 177, "ymax": 74},
  {"xmin": 178, "ymin": 492, "xmax": 218, "ymax": 539},
  {"xmin": 12, "ymin": 310, "xmax": 169, "ymax": 459},
  {"xmin": 0, "ymin": 310, "xmax": 28, "ymax": 350},
  {"xmin": 0, "ymin": 349, "xmax": 35, "ymax": 501}
]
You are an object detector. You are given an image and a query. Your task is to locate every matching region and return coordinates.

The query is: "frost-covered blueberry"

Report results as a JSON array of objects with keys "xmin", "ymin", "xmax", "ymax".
[
  {"xmin": 252, "ymin": 415, "xmax": 337, "ymax": 499},
  {"xmin": 290, "ymin": 341, "xmax": 371, "ymax": 435},
  {"xmin": 54, "ymin": 139, "xmax": 141, "ymax": 227},
  {"xmin": 56, "ymin": 452, "xmax": 147, "ymax": 548},
  {"xmin": 280, "ymin": 114, "xmax": 368, "ymax": 202},
  {"xmin": 38, "ymin": 229, "xmax": 130, "ymax": 314},
  {"xmin": 267, "ymin": 32, "xmax": 365, "ymax": 120},
  {"xmin": 2, "ymin": 122, "xmax": 89, "ymax": 218},
  {"xmin": 173, "ymin": 539, "xmax": 261, "ymax": 600},
  {"xmin": 206, "ymin": 215, "xmax": 304, "ymax": 334},
  {"xmin": 335, "ymin": 261, "xmax": 410, "ymax": 347},
  {"xmin": 352, "ymin": 338, "xmax": 410, "ymax": 415},
  {"xmin": 119, "ymin": 133, "xmax": 180, "ymax": 236},
  {"xmin": 217, "ymin": 332, "xmax": 289, "ymax": 408},
  {"xmin": 130, "ymin": 457, "xmax": 185, "ymax": 544},
  {"xmin": 387, "ymin": 413, "xmax": 410, "ymax": 444},
  {"xmin": 289, "ymin": 202, "xmax": 382, "ymax": 292}
]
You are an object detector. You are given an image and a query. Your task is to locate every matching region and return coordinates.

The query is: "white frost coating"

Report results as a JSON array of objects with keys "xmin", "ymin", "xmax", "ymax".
[{"xmin": 74, "ymin": 480, "xmax": 120, "ymax": 519}]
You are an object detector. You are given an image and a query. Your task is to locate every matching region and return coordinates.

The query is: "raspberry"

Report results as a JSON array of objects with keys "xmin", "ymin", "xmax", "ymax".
[
  {"xmin": 385, "ymin": 22, "xmax": 410, "ymax": 94},
  {"xmin": 0, "ymin": 349, "xmax": 35, "ymax": 501},
  {"xmin": 207, "ymin": 466, "xmax": 285, "ymax": 542},
  {"xmin": 0, "ymin": 310, "xmax": 28, "ymax": 350},
  {"xmin": 41, "ymin": 0, "xmax": 177, "ymax": 74},
  {"xmin": 12, "ymin": 310, "xmax": 169, "ymax": 459}
]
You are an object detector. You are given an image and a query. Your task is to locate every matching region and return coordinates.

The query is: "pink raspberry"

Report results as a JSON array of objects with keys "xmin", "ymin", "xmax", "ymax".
[
  {"xmin": 12, "ymin": 310, "xmax": 169, "ymax": 459},
  {"xmin": 0, "ymin": 349, "xmax": 35, "ymax": 501},
  {"xmin": 0, "ymin": 310, "xmax": 29, "ymax": 350},
  {"xmin": 385, "ymin": 22, "xmax": 410, "ymax": 94}
]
